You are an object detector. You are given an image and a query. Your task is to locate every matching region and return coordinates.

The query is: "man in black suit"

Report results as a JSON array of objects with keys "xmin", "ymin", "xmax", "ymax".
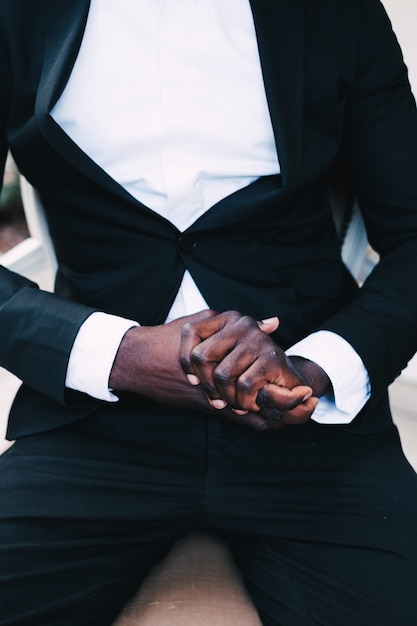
[{"xmin": 1, "ymin": 1, "xmax": 417, "ymax": 624}]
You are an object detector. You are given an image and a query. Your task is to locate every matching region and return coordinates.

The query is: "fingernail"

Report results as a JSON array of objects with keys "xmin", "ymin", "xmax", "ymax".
[
  {"xmin": 210, "ymin": 399, "xmax": 227, "ymax": 410},
  {"xmin": 303, "ymin": 391, "xmax": 313, "ymax": 402},
  {"xmin": 261, "ymin": 316, "xmax": 279, "ymax": 325},
  {"xmin": 232, "ymin": 409, "xmax": 249, "ymax": 416},
  {"xmin": 187, "ymin": 374, "xmax": 200, "ymax": 385}
]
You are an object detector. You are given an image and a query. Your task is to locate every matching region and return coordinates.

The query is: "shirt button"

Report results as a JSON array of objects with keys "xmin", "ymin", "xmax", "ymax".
[{"xmin": 178, "ymin": 235, "xmax": 197, "ymax": 254}]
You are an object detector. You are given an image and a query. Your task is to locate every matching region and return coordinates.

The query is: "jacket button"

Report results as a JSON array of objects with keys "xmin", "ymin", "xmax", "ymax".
[{"xmin": 178, "ymin": 235, "xmax": 197, "ymax": 254}]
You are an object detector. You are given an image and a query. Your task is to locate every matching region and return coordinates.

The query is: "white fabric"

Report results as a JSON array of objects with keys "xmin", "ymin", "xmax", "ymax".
[
  {"xmin": 51, "ymin": 0, "xmax": 280, "ymax": 228},
  {"xmin": 67, "ymin": 313, "xmax": 138, "ymax": 402},
  {"xmin": 286, "ymin": 332, "xmax": 371, "ymax": 424},
  {"xmin": 58, "ymin": 0, "xmax": 370, "ymax": 423}
]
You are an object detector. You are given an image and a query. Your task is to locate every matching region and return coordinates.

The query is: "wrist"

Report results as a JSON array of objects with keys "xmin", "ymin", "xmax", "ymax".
[{"xmin": 109, "ymin": 326, "xmax": 146, "ymax": 392}]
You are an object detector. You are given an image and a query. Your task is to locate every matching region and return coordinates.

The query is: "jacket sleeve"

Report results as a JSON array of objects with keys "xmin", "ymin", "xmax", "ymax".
[
  {"xmin": 320, "ymin": 0, "xmax": 417, "ymax": 400},
  {"xmin": 0, "ymin": 265, "xmax": 98, "ymax": 405},
  {"xmin": 0, "ymin": 34, "xmax": 98, "ymax": 406}
]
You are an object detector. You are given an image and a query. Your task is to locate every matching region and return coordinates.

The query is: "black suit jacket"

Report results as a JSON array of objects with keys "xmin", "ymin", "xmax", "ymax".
[{"xmin": 1, "ymin": 0, "xmax": 417, "ymax": 437}]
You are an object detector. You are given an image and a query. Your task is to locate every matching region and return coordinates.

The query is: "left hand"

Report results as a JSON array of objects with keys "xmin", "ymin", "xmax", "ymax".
[{"xmin": 179, "ymin": 310, "xmax": 322, "ymax": 424}]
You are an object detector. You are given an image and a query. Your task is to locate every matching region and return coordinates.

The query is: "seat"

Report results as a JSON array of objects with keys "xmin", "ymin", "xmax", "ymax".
[
  {"xmin": 112, "ymin": 532, "xmax": 262, "ymax": 626},
  {"xmin": 1, "ymin": 176, "xmax": 56, "ymax": 290}
]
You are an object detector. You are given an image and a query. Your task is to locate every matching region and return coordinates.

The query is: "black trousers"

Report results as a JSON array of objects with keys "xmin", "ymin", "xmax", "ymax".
[{"xmin": 1, "ymin": 398, "xmax": 416, "ymax": 626}]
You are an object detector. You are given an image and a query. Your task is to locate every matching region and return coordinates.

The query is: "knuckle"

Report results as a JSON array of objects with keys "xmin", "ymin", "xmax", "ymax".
[
  {"xmin": 179, "ymin": 355, "xmax": 190, "ymax": 370},
  {"xmin": 238, "ymin": 314, "xmax": 257, "ymax": 330},
  {"xmin": 213, "ymin": 367, "xmax": 232, "ymax": 386},
  {"xmin": 181, "ymin": 321, "xmax": 195, "ymax": 338},
  {"xmin": 237, "ymin": 374, "xmax": 255, "ymax": 394},
  {"xmin": 265, "ymin": 349, "xmax": 283, "ymax": 366},
  {"xmin": 226, "ymin": 309, "xmax": 242, "ymax": 321},
  {"xmin": 190, "ymin": 348, "xmax": 209, "ymax": 367},
  {"xmin": 256, "ymin": 388, "xmax": 269, "ymax": 408}
]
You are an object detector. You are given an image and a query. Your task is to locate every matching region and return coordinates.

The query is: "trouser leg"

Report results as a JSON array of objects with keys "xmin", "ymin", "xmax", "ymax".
[
  {"xmin": 228, "ymin": 529, "xmax": 417, "ymax": 626},
  {"xmin": 0, "ymin": 405, "xmax": 207, "ymax": 625},
  {"xmin": 0, "ymin": 516, "xmax": 183, "ymax": 626},
  {"xmin": 207, "ymin": 420, "xmax": 417, "ymax": 626}
]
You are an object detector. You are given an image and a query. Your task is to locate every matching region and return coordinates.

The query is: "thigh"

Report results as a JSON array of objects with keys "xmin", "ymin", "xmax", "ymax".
[
  {"xmin": 0, "ymin": 516, "xmax": 181, "ymax": 626},
  {"xmin": 219, "ymin": 424, "xmax": 417, "ymax": 626},
  {"xmin": 0, "ymin": 410, "xmax": 205, "ymax": 626},
  {"xmin": 228, "ymin": 530, "xmax": 417, "ymax": 626}
]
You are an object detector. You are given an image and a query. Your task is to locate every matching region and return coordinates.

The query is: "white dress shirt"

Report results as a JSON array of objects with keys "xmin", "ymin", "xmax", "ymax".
[{"xmin": 51, "ymin": 0, "xmax": 370, "ymax": 423}]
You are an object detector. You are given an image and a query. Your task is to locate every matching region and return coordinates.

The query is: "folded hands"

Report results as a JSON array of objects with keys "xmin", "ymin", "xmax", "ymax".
[{"xmin": 109, "ymin": 309, "xmax": 331, "ymax": 430}]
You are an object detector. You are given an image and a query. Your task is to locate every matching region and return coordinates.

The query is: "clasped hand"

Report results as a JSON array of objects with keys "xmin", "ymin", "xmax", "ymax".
[
  {"xmin": 110, "ymin": 308, "xmax": 329, "ymax": 430},
  {"xmin": 179, "ymin": 310, "xmax": 321, "ymax": 429}
]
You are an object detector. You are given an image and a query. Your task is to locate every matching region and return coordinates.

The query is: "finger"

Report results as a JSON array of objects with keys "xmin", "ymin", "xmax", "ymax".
[
  {"xmin": 256, "ymin": 316, "xmax": 280, "ymax": 334},
  {"xmin": 278, "ymin": 396, "xmax": 319, "ymax": 425},
  {"xmin": 256, "ymin": 383, "xmax": 313, "ymax": 411},
  {"xmin": 179, "ymin": 309, "xmax": 220, "ymax": 385},
  {"xmin": 182, "ymin": 313, "xmax": 283, "ymax": 412},
  {"xmin": 195, "ymin": 332, "xmax": 293, "ymax": 411},
  {"xmin": 188, "ymin": 332, "xmax": 242, "ymax": 402},
  {"xmin": 187, "ymin": 373, "xmax": 201, "ymax": 386},
  {"xmin": 180, "ymin": 310, "xmax": 241, "ymax": 378},
  {"xmin": 209, "ymin": 336, "xmax": 289, "ymax": 410},
  {"xmin": 210, "ymin": 345, "xmax": 262, "ymax": 409},
  {"xmin": 186, "ymin": 314, "xmax": 261, "ymax": 403},
  {"xmin": 208, "ymin": 397, "xmax": 228, "ymax": 410},
  {"xmin": 258, "ymin": 396, "xmax": 318, "ymax": 425},
  {"xmin": 232, "ymin": 350, "xmax": 305, "ymax": 412},
  {"xmin": 219, "ymin": 407, "xmax": 285, "ymax": 431}
]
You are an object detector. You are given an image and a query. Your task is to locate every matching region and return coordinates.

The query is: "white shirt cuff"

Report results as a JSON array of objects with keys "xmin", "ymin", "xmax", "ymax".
[
  {"xmin": 65, "ymin": 311, "xmax": 139, "ymax": 402},
  {"xmin": 286, "ymin": 330, "xmax": 371, "ymax": 424}
]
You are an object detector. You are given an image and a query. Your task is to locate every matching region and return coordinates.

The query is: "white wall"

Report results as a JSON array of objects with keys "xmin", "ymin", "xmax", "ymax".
[
  {"xmin": 381, "ymin": 1, "xmax": 417, "ymax": 384},
  {"xmin": 382, "ymin": 0, "xmax": 417, "ymax": 95}
]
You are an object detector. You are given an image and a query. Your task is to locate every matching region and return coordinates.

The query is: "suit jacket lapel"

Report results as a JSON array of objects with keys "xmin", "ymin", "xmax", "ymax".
[
  {"xmin": 35, "ymin": 0, "xmax": 146, "ymax": 208},
  {"xmin": 34, "ymin": 0, "xmax": 306, "ymax": 207},
  {"xmin": 36, "ymin": 0, "xmax": 90, "ymax": 114},
  {"xmin": 191, "ymin": 0, "xmax": 306, "ymax": 231},
  {"xmin": 249, "ymin": 0, "xmax": 305, "ymax": 190}
]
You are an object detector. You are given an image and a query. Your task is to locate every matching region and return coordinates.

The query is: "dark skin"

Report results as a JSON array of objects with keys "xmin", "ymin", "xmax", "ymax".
[{"xmin": 109, "ymin": 309, "xmax": 331, "ymax": 430}]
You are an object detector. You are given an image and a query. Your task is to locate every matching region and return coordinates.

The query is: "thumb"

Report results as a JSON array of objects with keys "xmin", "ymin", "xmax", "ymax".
[{"xmin": 257, "ymin": 316, "xmax": 280, "ymax": 334}]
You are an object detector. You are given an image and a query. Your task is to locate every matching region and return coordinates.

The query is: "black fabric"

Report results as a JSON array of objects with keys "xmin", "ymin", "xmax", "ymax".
[
  {"xmin": 0, "ymin": 0, "xmax": 417, "ymax": 437},
  {"xmin": 1, "ymin": 2, "xmax": 417, "ymax": 623},
  {"xmin": 0, "ymin": 410, "xmax": 416, "ymax": 625}
]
